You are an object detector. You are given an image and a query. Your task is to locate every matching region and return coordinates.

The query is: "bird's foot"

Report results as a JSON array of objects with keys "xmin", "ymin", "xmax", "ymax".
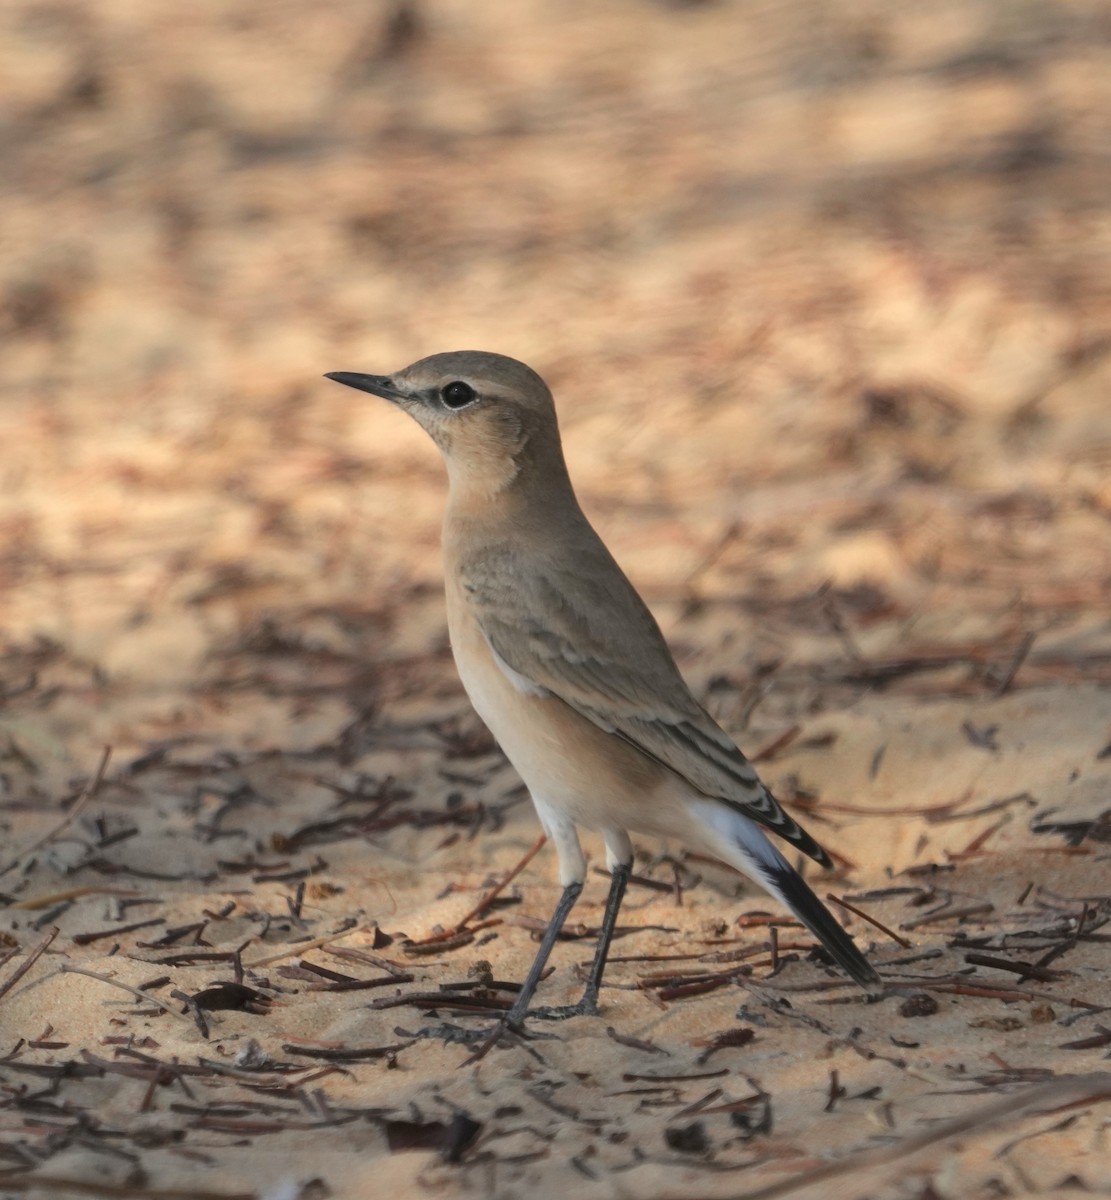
[
  {"xmin": 456, "ymin": 1012, "xmax": 567, "ymax": 1065},
  {"xmin": 527, "ymin": 994, "xmax": 600, "ymax": 1022},
  {"xmin": 396, "ymin": 1021, "xmax": 491, "ymax": 1046}
]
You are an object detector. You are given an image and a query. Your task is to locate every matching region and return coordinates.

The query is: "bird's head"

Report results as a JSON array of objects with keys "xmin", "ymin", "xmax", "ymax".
[{"xmin": 326, "ymin": 350, "xmax": 565, "ymax": 498}]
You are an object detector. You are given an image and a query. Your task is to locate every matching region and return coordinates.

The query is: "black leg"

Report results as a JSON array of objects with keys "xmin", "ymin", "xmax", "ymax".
[
  {"xmin": 463, "ymin": 880, "xmax": 583, "ymax": 1063},
  {"xmin": 531, "ymin": 861, "xmax": 630, "ymax": 1021},
  {"xmin": 504, "ymin": 880, "xmax": 583, "ymax": 1024},
  {"xmin": 579, "ymin": 861, "xmax": 630, "ymax": 1009}
]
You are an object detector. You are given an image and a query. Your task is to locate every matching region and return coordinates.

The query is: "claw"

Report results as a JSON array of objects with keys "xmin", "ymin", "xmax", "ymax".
[
  {"xmin": 528, "ymin": 998, "xmax": 600, "ymax": 1022},
  {"xmin": 397, "ymin": 1021, "xmax": 490, "ymax": 1046}
]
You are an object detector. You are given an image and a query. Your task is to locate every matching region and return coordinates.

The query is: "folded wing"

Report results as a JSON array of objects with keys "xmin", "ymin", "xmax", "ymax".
[{"xmin": 463, "ymin": 536, "xmax": 833, "ymax": 868}]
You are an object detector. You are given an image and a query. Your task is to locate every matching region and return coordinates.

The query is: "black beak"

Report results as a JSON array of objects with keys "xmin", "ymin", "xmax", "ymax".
[{"xmin": 324, "ymin": 372, "xmax": 405, "ymax": 402}]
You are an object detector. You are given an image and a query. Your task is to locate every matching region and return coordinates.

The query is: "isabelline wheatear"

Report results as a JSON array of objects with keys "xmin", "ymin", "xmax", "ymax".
[{"xmin": 327, "ymin": 352, "xmax": 881, "ymax": 1040}]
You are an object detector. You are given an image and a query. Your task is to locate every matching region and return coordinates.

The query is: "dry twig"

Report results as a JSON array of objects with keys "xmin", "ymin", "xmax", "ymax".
[
  {"xmin": 661, "ymin": 1072, "xmax": 1111, "ymax": 1200},
  {"xmin": 0, "ymin": 747, "xmax": 112, "ymax": 878}
]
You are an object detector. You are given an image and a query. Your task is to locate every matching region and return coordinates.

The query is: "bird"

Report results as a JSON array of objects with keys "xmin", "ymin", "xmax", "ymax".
[{"xmin": 325, "ymin": 351, "xmax": 882, "ymax": 1042}]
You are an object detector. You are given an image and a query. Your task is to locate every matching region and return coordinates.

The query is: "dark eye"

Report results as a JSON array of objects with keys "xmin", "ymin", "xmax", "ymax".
[{"xmin": 441, "ymin": 380, "xmax": 476, "ymax": 409}]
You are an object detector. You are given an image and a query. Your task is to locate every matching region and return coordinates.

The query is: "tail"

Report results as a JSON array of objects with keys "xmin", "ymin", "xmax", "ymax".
[
  {"xmin": 689, "ymin": 798, "xmax": 883, "ymax": 994},
  {"xmin": 761, "ymin": 850, "xmax": 882, "ymax": 994}
]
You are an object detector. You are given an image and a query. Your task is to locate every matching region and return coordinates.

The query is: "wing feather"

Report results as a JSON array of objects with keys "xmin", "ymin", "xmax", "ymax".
[{"xmin": 462, "ymin": 535, "xmax": 832, "ymax": 867}]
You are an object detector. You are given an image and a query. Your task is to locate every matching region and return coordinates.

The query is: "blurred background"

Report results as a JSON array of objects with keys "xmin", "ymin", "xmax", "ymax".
[
  {"xmin": 1, "ymin": 0, "xmax": 1110, "ymax": 787},
  {"xmin": 3, "ymin": 5, "xmax": 1111, "ymax": 1194}
]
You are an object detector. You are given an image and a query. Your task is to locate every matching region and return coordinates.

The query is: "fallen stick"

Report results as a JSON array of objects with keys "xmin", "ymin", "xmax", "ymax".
[
  {"xmin": 655, "ymin": 1071, "xmax": 1111, "ymax": 1200},
  {"xmin": 0, "ymin": 746, "xmax": 112, "ymax": 878}
]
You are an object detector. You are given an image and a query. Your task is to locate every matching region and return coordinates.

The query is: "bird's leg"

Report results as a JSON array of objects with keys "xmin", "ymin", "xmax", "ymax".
[
  {"xmin": 462, "ymin": 880, "xmax": 583, "ymax": 1063},
  {"xmin": 504, "ymin": 880, "xmax": 584, "ymax": 1023},
  {"xmin": 530, "ymin": 861, "xmax": 630, "ymax": 1021}
]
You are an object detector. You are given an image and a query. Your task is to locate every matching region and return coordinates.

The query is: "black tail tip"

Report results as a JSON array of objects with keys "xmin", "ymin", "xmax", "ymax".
[{"xmin": 766, "ymin": 862, "xmax": 884, "ymax": 995}]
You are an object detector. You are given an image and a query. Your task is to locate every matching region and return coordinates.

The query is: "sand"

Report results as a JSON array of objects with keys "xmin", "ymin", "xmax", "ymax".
[{"xmin": 2, "ymin": 1, "xmax": 1111, "ymax": 1197}]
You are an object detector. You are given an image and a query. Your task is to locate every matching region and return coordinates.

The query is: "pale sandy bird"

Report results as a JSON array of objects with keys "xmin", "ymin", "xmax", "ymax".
[{"xmin": 326, "ymin": 351, "xmax": 881, "ymax": 1036}]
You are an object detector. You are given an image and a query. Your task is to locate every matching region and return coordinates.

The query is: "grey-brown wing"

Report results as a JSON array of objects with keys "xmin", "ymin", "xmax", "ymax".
[{"xmin": 463, "ymin": 540, "xmax": 831, "ymax": 866}]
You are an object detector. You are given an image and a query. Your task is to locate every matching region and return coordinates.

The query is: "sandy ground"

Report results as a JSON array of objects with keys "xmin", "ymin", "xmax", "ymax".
[{"xmin": 2, "ymin": 1, "xmax": 1111, "ymax": 1197}]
